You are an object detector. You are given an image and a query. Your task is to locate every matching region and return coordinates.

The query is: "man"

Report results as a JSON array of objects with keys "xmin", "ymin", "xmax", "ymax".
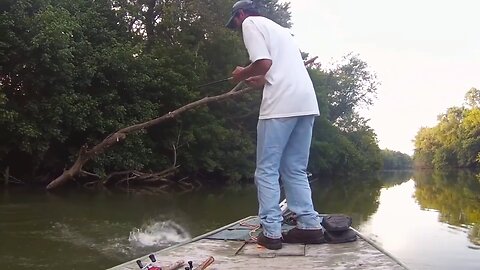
[{"xmin": 226, "ymin": 0, "xmax": 324, "ymax": 250}]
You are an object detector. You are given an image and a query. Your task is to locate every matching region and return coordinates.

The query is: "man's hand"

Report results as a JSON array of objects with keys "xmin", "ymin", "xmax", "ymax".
[
  {"xmin": 245, "ymin": 75, "xmax": 266, "ymax": 88},
  {"xmin": 231, "ymin": 66, "xmax": 245, "ymax": 83},
  {"xmin": 231, "ymin": 59, "xmax": 272, "ymax": 83}
]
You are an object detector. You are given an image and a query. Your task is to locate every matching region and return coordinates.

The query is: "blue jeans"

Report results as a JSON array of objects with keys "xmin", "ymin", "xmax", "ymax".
[{"xmin": 255, "ymin": 115, "xmax": 321, "ymax": 239}]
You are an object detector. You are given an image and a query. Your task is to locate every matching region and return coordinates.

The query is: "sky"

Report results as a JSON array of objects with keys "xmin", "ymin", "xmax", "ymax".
[{"xmin": 283, "ymin": 0, "xmax": 480, "ymax": 155}]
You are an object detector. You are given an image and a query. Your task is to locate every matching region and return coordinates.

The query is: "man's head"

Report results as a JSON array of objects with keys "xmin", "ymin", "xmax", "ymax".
[{"xmin": 225, "ymin": 0, "xmax": 259, "ymax": 29}]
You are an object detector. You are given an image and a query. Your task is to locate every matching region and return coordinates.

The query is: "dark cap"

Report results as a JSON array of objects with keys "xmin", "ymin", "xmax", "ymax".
[{"xmin": 225, "ymin": 0, "xmax": 256, "ymax": 29}]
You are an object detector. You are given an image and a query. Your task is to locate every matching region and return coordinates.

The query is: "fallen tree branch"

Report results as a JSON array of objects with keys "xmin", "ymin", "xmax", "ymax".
[
  {"xmin": 46, "ymin": 57, "xmax": 318, "ymax": 190},
  {"xmin": 46, "ymin": 82, "xmax": 252, "ymax": 190},
  {"xmin": 102, "ymin": 166, "xmax": 180, "ymax": 187}
]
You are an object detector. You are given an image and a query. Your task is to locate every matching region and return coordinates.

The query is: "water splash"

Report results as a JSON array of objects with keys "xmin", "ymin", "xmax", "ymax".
[{"xmin": 128, "ymin": 220, "xmax": 191, "ymax": 247}]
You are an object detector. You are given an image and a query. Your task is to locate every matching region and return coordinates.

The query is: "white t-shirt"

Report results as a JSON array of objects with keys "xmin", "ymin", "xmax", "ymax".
[{"xmin": 242, "ymin": 16, "xmax": 320, "ymax": 119}]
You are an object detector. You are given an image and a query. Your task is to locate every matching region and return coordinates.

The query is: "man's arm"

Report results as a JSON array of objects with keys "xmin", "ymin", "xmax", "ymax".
[{"xmin": 231, "ymin": 59, "xmax": 272, "ymax": 83}]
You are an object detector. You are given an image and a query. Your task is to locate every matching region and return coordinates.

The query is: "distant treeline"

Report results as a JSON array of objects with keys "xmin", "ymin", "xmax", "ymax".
[
  {"xmin": 381, "ymin": 149, "xmax": 412, "ymax": 170},
  {"xmin": 1, "ymin": 0, "xmax": 389, "ymax": 186},
  {"xmin": 413, "ymin": 88, "xmax": 480, "ymax": 169}
]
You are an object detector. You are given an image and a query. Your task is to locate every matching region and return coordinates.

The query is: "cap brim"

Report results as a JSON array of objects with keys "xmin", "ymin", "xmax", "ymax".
[{"xmin": 225, "ymin": 15, "xmax": 235, "ymax": 29}]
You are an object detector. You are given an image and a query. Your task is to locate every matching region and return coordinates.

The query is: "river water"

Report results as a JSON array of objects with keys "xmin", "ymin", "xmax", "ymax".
[{"xmin": 0, "ymin": 170, "xmax": 479, "ymax": 270}]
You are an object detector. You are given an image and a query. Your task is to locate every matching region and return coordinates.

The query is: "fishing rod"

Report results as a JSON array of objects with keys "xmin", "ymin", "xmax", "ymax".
[
  {"xmin": 197, "ymin": 57, "xmax": 318, "ymax": 89},
  {"xmin": 197, "ymin": 77, "xmax": 233, "ymax": 88}
]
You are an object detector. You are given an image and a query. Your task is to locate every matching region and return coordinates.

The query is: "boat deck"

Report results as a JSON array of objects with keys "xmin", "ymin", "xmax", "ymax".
[{"xmin": 108, "ymin": 216, "xmax": 407, "ymax": 270}]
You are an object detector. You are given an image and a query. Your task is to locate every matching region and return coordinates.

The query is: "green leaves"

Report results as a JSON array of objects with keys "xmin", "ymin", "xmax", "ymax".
[
  {"xmin": 323, "ymin": 53, "xmax": 379, "ymax": 125},
  {"xmin": 381, "ymin": 149, "xmax": 412, "ymax": 170},
  {"xmin": 307, "ymin": 54, "xmax": 382, "ymax": 176},
  {"xmin": 413, "ymin": 90, "xmax": 480, "ymax": 169},
  {"xmin": 0, "ymin": 0, "xmax": 383, "ymax": 184}
]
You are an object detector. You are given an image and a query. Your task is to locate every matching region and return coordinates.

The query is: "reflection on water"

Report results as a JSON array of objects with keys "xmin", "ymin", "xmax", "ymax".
[
  {"xmin": 0, "ymin": 170, "xmax": 479, "ymax": 270},
  {"xmin": 414, "ymin": 170, "xmax": 480, "ymax": 227},
  {"xmin": 358, "ymin": 170, "xmax": 480, "ymax": 270},
  {"xmin": 414, "ymin": 170, "xmax": 480, "ymax": 251}
]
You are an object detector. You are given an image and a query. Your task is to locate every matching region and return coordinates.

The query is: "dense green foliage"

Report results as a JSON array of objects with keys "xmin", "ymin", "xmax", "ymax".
[
  {"xmin": 381, "ymin": 149, "xmax": 412, "ymax": 170},
  {"xmin": 413, "ymin": 88, "xmax": 480, "ymax": 169},
  {"xmin": 0, "ymin": 0, "xmax": 382, "ymax": 185},
  {"xmin": 308, "ymin": 54, "xmax": 382, "ymax": 175}
]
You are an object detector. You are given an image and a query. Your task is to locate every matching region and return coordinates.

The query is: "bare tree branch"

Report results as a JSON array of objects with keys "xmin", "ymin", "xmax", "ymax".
[
  {"xmin": 46, "ymin": 82, "xmax": 253, "ymax": 190},
  {"xmin": 45, "ymin": 58, "xmax": 317, "ymax": 190}
]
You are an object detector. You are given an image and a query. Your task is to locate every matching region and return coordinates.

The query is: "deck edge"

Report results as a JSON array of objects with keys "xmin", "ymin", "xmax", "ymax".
[{"xmin": 351, "ymin": 227, "xmax": 409, "ymax": 269}]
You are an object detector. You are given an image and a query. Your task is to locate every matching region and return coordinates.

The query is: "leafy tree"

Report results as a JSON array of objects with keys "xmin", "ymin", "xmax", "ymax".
[
  {"xmin": 458, "ymin": 107, "xmax": 480, "ymax": 167},
  {"xmin": 465, "ymin": 87, "xmax": 480, "ymax": 108},
  {"xmin": 0, "ymin": 0, "xmax": 384, "ymax": 187},
  {"xmin": 413, "ymin": 127, "xmax": 437, "ymax": 168},
  {"xmin": 307, "ymin": 55, "xmax": 382, "ymax": 176},
  {"xmin": 0, "ymin": 0, "xmax": 147, "ymax": 180},
  {"xmin": 253, "ymin": 0, "xmax": 291, "ymax": 28},
  {"xmin": 381, "ymin": 149, "xmax": 412, "ymax": 170},
  {"xmin": 413, "ymin": 89, "xmax": 480, "ymax": 169},
  {"xmin": 323, "ymin": 53, "xmax": 379, "ymax": 126}
]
